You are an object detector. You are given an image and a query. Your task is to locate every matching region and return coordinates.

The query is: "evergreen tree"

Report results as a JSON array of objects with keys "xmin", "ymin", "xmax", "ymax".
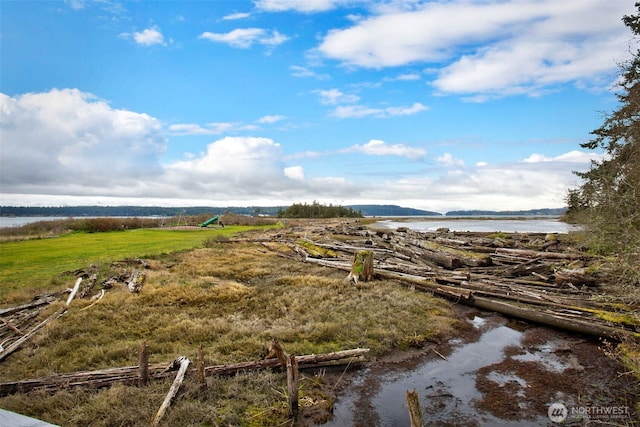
[{"xmin": 567, "ymin": 4, "xmax": 640, "ymax": 284}]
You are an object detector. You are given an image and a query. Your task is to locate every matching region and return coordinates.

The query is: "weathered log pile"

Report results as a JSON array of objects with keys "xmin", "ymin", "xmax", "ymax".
[{"xmin": 263, "ymin": 223, "xmax": 639, "ymax": 342}]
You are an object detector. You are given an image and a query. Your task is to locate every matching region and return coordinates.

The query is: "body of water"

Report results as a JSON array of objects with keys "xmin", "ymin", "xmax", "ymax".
[
  {"xmin": 377, "ymin": 217, "xmax": 580, "ymax": 234},
  {"xmin": 0, "ymin": 216, "xmax": 169, "ymax": 228},
  {"xmin": 0, "ymin": 216, "xmax": 71, "ymax": 228}
]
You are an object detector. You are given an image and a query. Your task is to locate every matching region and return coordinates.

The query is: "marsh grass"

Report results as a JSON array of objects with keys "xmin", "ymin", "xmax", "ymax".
[{"xmin": 0, "ymin": 229, "xmax": 458, "ymax": 426}]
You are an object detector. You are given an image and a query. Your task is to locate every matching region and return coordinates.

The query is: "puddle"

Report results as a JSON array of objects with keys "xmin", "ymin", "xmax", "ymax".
[{"xmin": 316, "ymin": 310, "xmax": 626, "ymax": 427}]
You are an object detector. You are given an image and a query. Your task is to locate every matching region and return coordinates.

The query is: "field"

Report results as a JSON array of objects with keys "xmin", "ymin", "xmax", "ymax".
[
  {"xmin": 0, "ymin": 225, "xmax": 258, "ymax": 301},
  {"xmin": 0, "ymin": 220, "xmax": 458, "ymax": 426}
]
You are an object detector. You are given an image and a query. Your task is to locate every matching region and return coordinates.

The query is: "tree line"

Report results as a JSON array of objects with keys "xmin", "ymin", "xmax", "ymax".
[{"xmin": 277, "ymin": 202, "xmax": 363, "ymax": 219}]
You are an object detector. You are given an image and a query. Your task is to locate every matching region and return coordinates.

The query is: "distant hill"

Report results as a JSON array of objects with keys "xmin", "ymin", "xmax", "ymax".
[
  {"xmin": 346, "ymin": 205, "xmax": 441, "ymax": 217},
  {"xmin": 444, "ymin": 208, "xmax": 567, "ymax": 217}
]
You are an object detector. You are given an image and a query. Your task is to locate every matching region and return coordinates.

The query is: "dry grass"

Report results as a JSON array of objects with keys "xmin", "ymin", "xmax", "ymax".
[{"xmin": 0, "ymin": 232, "xmax": 459, "ymax": 426}]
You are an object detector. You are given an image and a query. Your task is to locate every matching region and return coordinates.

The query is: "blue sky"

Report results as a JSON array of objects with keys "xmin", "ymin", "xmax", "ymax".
[{"xmin": 0, "ymin": 0, "xmax": 636, "ymax": 212}]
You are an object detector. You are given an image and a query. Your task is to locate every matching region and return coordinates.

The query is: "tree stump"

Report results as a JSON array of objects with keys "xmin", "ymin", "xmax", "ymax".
[{"xmin": 347, "ymin": 250, "xmax": 374, "ymax": 285}]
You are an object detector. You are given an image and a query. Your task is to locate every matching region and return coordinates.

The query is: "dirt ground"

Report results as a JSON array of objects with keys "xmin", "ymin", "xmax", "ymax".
[{"xmin": 302, "ymin": 304, "xmax": 639, "ymax": 427}]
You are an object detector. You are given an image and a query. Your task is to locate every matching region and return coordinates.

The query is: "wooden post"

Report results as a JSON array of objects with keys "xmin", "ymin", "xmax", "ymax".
[
  {"xmin": 152, "ymin": 357, "xmax": 190, "ymax": 427},
  {"xmin": 138, "ymin": 341, "xmax": 149, "ymax": 386},
  {"xmin": 406, "ymin": 389, "xmax": 424, "ymax": 427},
  {"xmin": 197, "ymin": 344, "xmax": 207, "ymax": 390},
  {"xmin": 286, "ymin": 354, "xmax": 299, "ymax": 420}
]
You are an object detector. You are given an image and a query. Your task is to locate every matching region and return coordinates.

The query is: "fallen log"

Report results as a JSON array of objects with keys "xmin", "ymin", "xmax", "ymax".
[
  {"xmin": 495, "ymin": 248, "xmax": 583, "ymax": 260},
  {"xmin": 469, "ymin": 296, "xmax": 627, "ymax": 341},
  {"xmin": 0, "ymin": 348, "xmax": 370, "ymax": 397},
  {"xmin": 0, "ymin": 296, "xmax": 56, "ymax": 317}
]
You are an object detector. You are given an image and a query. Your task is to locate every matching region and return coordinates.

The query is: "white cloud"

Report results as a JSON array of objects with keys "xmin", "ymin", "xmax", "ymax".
[
  {"xmin": 284, "ymin": 166, "xmax": 305, "ymax": 181},
  {"xmin": 330, "ymin": 102, "xmax": 427, "ymax": 118},
  {"xmin": 169, "ymin": 123, "xmax": 237, "ymax": 136},
  {"xmin": 66, "ymin": 0, "xmax": 85, "ymax": 10},
  {"xmin": 199, "ymin": 28, "xmax": 289, "ymax": 48},
  {"xmin": 317, "ymin": 0, "xmax": 635, "ymax": 97},
  {"xmin": 316, "ymin": 88, "xmax": 360, "ymax": 105},
  {"xmin": 385, "ymin": 73, "xmax": 421, "ymax": 82},
  {"xmin": 132, "ymin": 26, "xmax": 166, "ymax": 46},
  {"xmin": 255, "ymin": 0, "xmax": 356, "ymax": 13},
  {"xmin": 168, "ymin": 121, "xmax": 261, "ymax": 136},
  {"xmin": 0, "ymin": 89, "xmax": 165, "ymax": 194},
  {"xmin": 436, "ymin": 153, "xmax": 465, "ymax": 167},
  {"xmin": 522, "ymin": 150, "xmax": 604, "ymax": 164},
  {"xmin": 344, "ymin": 139, "xmax": 426, "ymax": 160},
  {"xmin": 223, "ymin": 12, "xmax": 251, "ymax": 20},
  {"xmin": 258, "ymin": 115, "xmax": 287, "ymax": 124},
  {"xmin": 384, "ymin": 102, "xmax": 428, "ymax": 116}
]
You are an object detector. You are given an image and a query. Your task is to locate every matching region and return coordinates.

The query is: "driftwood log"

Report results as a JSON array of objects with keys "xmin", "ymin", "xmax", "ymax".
[
  {"xmin": 0, "ymin": 347, "xmax": 370, "ymax": 397},
  {"xmin": 151, "ymin": 356, "xmax": 190, "ymax": 427}
]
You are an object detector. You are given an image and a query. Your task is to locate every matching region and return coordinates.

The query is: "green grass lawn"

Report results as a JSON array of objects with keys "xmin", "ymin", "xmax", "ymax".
[{"xmin": 0, "ymin": 227, "xmax": 250, "ymax": 301}]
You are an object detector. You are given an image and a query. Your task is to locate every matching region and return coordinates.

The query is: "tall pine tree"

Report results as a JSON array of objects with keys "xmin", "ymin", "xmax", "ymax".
[{"xmin": 567, "ymin": 4, "xmax": 640, "ymax": 263}]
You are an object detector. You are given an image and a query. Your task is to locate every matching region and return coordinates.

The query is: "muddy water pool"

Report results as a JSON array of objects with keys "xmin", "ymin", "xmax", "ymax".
[{"xmin": 318, "ymin": 308, "xmax": 637, "ymax": 426}]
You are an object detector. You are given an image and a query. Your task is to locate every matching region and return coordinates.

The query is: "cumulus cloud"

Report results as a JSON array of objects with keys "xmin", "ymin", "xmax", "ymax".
[
  {"xmin": 316, "ymin": 0, "xmax": 635, "ymax": 97},
  {"xmin": 199, "ymin": 28, "xmax": 289, "ymax": 48},
  {"xmin": 366, "ymin": 154, "xmax": 592, "ymax": 212},
  {"xmin": 284, "ymin": 166, "xmax": 305, "ymax": 181},
  {"xmin": 130, "ymin": 26, "xmax": 167, "ymax": 46},
  {"xmin": 344, "ymin": 139, "xmax": 426, "ymax": 159},
  {"xmin": 0, "ymin": 89, "xmax": 166, "ymax": 194}
]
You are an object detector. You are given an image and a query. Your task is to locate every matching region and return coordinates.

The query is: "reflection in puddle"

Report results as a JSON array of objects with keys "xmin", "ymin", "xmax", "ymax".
[{"xmin": 321, "ymin": 314, "xmax": 579, "ymax": 427}]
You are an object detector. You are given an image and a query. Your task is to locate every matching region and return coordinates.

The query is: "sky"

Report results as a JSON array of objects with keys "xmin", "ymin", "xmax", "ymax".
[{"xmin": 0, "ymin": 0, "xmax": 637, "ymax": 213}]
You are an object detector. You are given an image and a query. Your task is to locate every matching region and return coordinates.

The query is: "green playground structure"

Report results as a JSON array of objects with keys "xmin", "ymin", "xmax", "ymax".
[{"xmin": 200, "ymin": 215, "xmax": 219, "ymax": 227}]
